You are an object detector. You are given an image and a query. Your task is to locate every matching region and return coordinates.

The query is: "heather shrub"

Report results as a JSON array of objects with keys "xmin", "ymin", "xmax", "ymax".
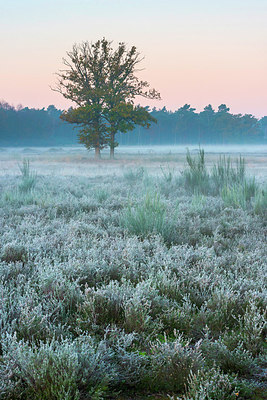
[
  {"xmin": 0, "ymin": 153, "xmax": 265, "ymax": 399},
  {"xmin": 0, "ymin": 335, "xmax": 80, "ymax": 400},
  {"xmin": 148, "ymin": 335, "xmax": 203, "ymax": 392},
  {"xmin": 237, "ymin": 301, "xmax": 266, "ymax": 356},
  {"xmin": 0, "ymin": 330, "xmax": 147, "ymax": 399},
  {"xmin": 1, "ymin": 243, "xmax": 28, "ymax": 263},
  {"xmin": 99, "ymin": 328, "xmax": 148, "ymax": 388},
  {"xmin": 174, "ymin": 367, "xmax": 241, "ymax": 400},
  {"xmin": 200, "ymin": 336, "xmax": 257, "ymax": 376}
]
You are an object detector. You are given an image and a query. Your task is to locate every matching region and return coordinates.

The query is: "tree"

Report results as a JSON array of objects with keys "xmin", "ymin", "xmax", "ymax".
[
  {"xmin": 214, "ymin": 105, "xmax": 234, "ymax": 143},
  {"xmin": 173, "ymin": 104, "xmax": 197, "ymax": 143},
  {"xmin": 199, "ymin": 105, "xmax": 215, "ymax": 142},
  {"xmin": 105, "ymin": 103, "xmax": 157, "ymax": 158},
  {"xmin": 218, "ymin": 104, "xmax": 230, "ymax": 113},
  {"xmin": 54, "ymin": 39, "xmax": 160, "ymax": 158}
]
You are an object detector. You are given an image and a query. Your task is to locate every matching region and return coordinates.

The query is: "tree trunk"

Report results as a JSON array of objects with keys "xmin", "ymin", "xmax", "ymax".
[
  {"xmin": 110, "ymin": 132, "xmax": 115, "ymax": 159},
  {"xmin": 95, "ymin": 146, "xmax": 101, "ymax": 159},
  {"xmin": 110, "ymin": 146, "xmax": 114, "ymax": 159}
]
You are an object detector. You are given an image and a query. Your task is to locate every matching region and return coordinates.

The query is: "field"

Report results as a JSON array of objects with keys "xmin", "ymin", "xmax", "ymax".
[{"xmin": 0, "ymin": 145, "xmax": 266, "ymax": 400}]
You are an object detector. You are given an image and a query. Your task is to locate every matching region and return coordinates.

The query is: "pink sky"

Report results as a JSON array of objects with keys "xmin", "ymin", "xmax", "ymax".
[{"xmin": 1, "ymin": 0, "xmax": 266, "ymax": 117}]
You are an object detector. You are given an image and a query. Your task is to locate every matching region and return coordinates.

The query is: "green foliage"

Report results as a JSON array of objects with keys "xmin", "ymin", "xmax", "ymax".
[
  {"xmin": 61, "ymin": 105, "xmax": 107, "ymax": 153},
  {"xmin": 221, "ymin": 179, "xmax": 257, "ymax": 209},
  {"xmin": 1, "ymin": 189, "xmax": 42, "ymax": 206},
  {"xmin": 160, "ymin": 164, "xmax": 174, "ymax": 183},
  {"xmin": 94, "ymin": 188, "xmax": 109, "ymax": 203}
]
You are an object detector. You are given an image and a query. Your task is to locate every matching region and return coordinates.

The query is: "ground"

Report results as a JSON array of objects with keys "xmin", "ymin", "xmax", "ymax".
[{"xmin": 0, "ymin": 145, "xmax": 266, "ymax": 400}]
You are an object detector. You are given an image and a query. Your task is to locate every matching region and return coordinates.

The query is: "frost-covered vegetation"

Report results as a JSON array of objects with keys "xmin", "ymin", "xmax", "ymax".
[{"xmin": 0, "ymin": 151, "xmax": 266, "ymax": 400}]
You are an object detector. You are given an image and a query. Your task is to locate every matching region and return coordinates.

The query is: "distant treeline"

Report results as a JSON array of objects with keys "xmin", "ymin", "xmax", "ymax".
[{"xmin": 0, "ymin": 101, "xmax": 266, "ymax": 146}]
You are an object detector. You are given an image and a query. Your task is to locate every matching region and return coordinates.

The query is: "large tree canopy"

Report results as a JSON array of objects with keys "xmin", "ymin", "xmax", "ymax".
[{"xmin": 54, "ymin": 38, "xmax": 160, "ymax": 158}]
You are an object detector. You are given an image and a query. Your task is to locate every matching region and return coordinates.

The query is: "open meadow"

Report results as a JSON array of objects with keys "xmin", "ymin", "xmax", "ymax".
[{"xmin": 0, "ymin": 145, "xmax": 266, "ymax": 400}]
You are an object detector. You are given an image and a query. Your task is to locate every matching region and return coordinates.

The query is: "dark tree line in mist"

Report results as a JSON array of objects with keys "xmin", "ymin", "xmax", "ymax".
[{"xmin": 0, "ymin": 101, "xmax": 266, "ymax": 147}]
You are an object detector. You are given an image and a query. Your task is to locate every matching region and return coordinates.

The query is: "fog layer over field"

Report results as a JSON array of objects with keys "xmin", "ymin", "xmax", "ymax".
[{"xmin": 1, "ymin": 145, "xmax": 267, "ymax": 180}]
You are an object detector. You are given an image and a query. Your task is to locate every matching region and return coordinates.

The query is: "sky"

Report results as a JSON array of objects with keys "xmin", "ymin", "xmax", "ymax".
[{"xmin": 0, "ymin": 0, "xmax": 266, "ymax": 117}]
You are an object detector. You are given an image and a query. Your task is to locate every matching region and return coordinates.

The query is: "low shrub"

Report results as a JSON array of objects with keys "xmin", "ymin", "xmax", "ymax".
[
  {"xmin": 1, "ymin": 243, "xmax": 28, "ymax": 263},
  {"xmin": 174, "ymin": 367, "xmax": 241, "ymax": 400},
  {"xmin": 148, "ymin": 335, "xmax": 203, "ymax": 392}
]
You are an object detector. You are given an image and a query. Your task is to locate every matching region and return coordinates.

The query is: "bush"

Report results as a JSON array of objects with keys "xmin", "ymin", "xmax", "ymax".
[
  {"xmin": 200, "ymin": 337, "xmax": 257, "ymax": 376},
  {"xmin": 148, "ymin": 335, "xmax": 203, "ymax": 392},
  {"xmin": 0, "ymin": 335, "xmax": 80, "ymax": 400},
  {"xmin": 174, "ymin": 367, "xmax": 240, "ymax": 400},
  {"xmin": 1, "ymin": 243, "xmax": 28, "ymax": 263},
  {"xmin": 0, "ymin": 330, "xmax": 146, "ymax": 399}
]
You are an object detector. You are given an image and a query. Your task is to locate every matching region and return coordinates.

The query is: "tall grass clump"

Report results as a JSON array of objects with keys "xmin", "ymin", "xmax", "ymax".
[
  {"xmin": 253, "ymin": 187, "xmax": 267, "ymax": 215},
  {"xmin": 182, "ymin": 149, "xmax": 262, "ymax": 211},
  {"xmin": 212, "ymin": 155, "xmax": 245, "ymax": 190},
  {"xmin": 183, "ymin": 148, "xmax": 210, "ymax": 194},
  {"xmin": 18, "ymin": 159, "xmax": 37, "ymax": 192},
  {"xmin": 221, "ymin": 179, "xmax": 257, "ymax": 209},
  {"xmin": 121, "ymin": 193, "xmax": 166, "ymax": 237}
]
